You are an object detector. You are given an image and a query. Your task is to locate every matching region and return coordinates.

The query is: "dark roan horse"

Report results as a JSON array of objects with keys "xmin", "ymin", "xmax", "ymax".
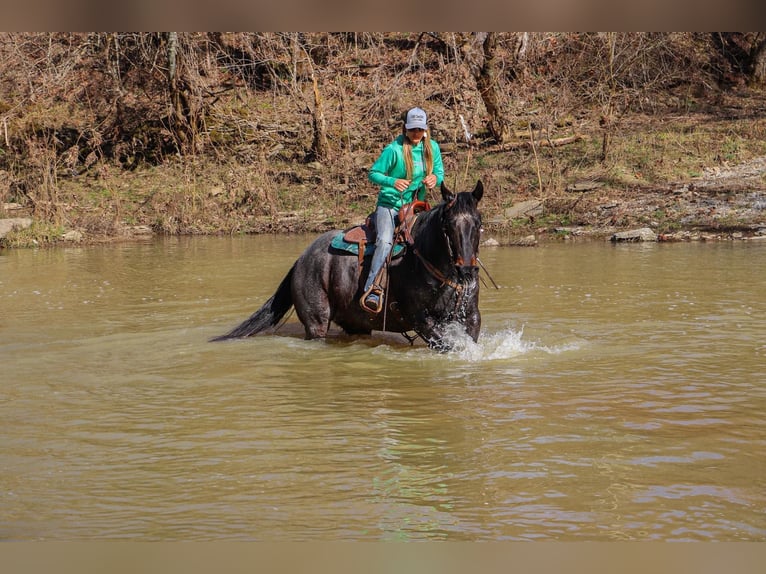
[{"xmin": 211, "ymin": 180, "xmax": 484, "ymax": 350}]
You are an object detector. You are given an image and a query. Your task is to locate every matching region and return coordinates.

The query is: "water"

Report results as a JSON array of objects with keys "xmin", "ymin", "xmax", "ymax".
[{"xmin": 1, "ymin": 236, "xmax": 764, "ymax": 540}]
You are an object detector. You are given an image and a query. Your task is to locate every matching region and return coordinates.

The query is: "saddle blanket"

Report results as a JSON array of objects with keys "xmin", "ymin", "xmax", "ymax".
[{"xmin": 330, "ymin": 232, "xmax": 405, "ymax": 258}]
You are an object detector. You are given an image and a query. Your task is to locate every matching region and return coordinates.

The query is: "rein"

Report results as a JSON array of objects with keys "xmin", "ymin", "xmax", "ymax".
[
  {"xmin": 411, "ymin": 246, "xmax": 464, "ymax": 292},
  {"xmin": 391, "ymin": 187, "xmax": 485, "ymax": 347},
  {"xmin": 406, "ymin": 241, "xmax": 470, "ymax": 347},
  {"xmin": 405, "ymin": 197, "xmax": 470, "ymax": 299}
]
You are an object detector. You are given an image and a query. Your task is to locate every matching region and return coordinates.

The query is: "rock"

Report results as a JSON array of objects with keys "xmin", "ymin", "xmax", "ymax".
[
  {"xmin": 610, "ymin": 227, "xmax": 658, "ymax": 242},
  {"xmin": 482, "ymin": 237, "xmax": 500, "ymax": 247},
  {"xmin": 62, "ymin": 230, "xmax": 83, "ymax": 242},
  {"xmin": 513, "ymin": 234, "xmax": 538, "ymax": 246},
  {"xmin": 504, "ymin": 200, "xmax": 543, "ymax": 219},
  {"xmin": 0, "ymin": 217, "xmax": 33, "ymax": 239}
]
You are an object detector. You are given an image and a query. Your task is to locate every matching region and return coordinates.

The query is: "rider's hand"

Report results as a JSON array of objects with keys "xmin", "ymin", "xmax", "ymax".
[
  {"xmin": 423, "ymin": 174, "xmax": 437, "ymax": 190},
  {"xmin": 394, "ymin": 179, "xmax": 411, "ymax": 192}
]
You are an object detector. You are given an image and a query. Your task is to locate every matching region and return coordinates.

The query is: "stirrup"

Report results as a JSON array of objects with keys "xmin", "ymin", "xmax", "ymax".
[{"xmin": 359, "ymin": 285, "xmax": 384, "ymax": 314}]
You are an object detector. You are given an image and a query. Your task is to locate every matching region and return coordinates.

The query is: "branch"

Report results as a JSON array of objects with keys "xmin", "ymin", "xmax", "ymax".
[{"xmin": 485, "ymin": 134, "xmax": 583, "ymax": 152}]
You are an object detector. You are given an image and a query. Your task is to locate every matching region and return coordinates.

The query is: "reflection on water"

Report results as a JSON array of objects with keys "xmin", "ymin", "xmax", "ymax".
[{"xmin": 1, "ymin": 236, "xmax": 764, "ymax": 540}]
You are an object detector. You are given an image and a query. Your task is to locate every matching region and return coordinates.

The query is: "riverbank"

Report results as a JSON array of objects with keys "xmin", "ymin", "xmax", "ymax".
[{"xmin": 3, "ymin": 153, "xmax": 765, "ymax": 248}]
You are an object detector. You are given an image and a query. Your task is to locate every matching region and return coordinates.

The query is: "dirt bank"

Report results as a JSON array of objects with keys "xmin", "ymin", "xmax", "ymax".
[{"xmin": 3, "ymin": 163, "xmax": 764, "ymax": 247}]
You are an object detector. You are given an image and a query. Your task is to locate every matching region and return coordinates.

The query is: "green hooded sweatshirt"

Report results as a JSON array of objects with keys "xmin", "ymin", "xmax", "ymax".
[{"xmin": 368, "ymin": 134, "xmax": 444, "ymax": 210}]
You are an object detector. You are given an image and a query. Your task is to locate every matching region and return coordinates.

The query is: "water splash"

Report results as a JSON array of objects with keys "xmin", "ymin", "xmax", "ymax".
[{"xmin": 440, "ymin": 322, "xmax": 583, "ymax": 362}]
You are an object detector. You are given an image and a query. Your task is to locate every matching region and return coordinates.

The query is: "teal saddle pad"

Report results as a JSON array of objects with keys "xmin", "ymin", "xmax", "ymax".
[{"xmin": 330, "ymin": 232, "xmax": 405, "ymax": 258}]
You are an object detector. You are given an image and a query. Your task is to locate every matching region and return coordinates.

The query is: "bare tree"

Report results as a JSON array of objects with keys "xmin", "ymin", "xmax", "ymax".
[
  {"xmin": 463, "ymin": 32, "xmax": 511, "ymax": 144},
  {"xmin": 164, "ymin": 32, "xmax": 207, "ymax": 154},
  {"xmin": 286, "ymin": 33, "xmax": 329, "ymax": 161},
  {"xmin": 302, "ymin": 42, "xmax": 329, "ymax": 161},
  {"xmin": 166, "ymin": 32, "xmax": 184, "ymax": 148},
  {"xmin": 600, "ymin": 32, "xmax": 618, "ymax": 163},
  {"xmin": 750, "ymin": 33, "xmax": 766, "ymax": 84}
]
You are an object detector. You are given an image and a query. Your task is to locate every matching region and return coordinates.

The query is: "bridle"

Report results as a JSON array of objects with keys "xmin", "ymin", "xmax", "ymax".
[
  {"xmin": 406, "ymin": 197, "xmax": 478, "ymax": 294},
  {"xmin": 393, "ymin": 195, "xmax": 482, "ymax": 347},
  {"xmin": 442, "ymin": 206, "xmax": 479, "ymax": 271}
]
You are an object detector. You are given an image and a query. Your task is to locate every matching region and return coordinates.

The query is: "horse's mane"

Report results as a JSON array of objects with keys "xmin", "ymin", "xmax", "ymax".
[
  {"xmin": 410, "ymin": 199, "xmax": 442, "ymax": 246},
  {"xmin": 418, "ymin": 192, "xmax": 478, "ymax": 225}
]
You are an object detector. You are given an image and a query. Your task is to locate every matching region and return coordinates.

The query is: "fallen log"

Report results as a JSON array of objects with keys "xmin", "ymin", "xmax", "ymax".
[{"xmin": 487, "ymin": 134, "xmax": 583, "ymax": 152}]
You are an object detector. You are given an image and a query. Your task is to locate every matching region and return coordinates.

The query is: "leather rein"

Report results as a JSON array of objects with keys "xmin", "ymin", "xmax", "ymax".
[{"xmin": 401, "ymin": 198, "xmax": 469, "ymax": 294}]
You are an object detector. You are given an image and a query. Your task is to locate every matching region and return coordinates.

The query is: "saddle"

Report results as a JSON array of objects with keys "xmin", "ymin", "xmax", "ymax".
[{"xmin": 340, "ymin": 200, "xmax": 431, "ymax": 272}]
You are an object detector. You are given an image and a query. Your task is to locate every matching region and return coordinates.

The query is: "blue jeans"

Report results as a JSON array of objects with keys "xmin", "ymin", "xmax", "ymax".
[{"xmin": 363, "ymin": 205, "xmax": 397, "ymax": 293}]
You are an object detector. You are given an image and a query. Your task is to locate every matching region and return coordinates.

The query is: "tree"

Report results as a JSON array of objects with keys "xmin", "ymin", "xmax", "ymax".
[
  {"xmin": 750, "ymin": 34, "xmax": 766, "ymax": 85},
  {"xmin": 464, "ymin": 32, "xmax": 511, "ymax": 144},
  {"xmin": 164, "ymin": 32, "xmax": 205, "ymax": 154},
  {"xmin": 286, "ymin": 33, "xmax": 328, "ymax": 161}
]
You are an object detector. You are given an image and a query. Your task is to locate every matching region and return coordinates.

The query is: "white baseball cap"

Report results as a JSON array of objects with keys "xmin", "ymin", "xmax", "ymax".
[{"xmin": 405, "ymin": 107, "xmax": 428, "ymax": 130}]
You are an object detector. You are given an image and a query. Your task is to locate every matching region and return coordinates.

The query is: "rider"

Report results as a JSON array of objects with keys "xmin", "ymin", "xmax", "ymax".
[{"xmin": 361, "ymin": 107, "xmax": 445, "ymax": 313}]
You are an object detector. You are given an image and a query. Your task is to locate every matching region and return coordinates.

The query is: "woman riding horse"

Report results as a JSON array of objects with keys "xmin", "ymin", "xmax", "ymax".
[
  {"xmin": 210, "ymin": 180, "xmax": 484, "ymax": 351},
  {"xmin": 361, "ymin": 107, "xmax": 445, "ymax": 313}
]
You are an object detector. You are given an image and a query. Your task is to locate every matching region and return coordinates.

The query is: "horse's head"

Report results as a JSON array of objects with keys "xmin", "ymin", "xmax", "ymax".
[{"xmin": 440, "ymin": 180, "xmax": 484, "ymax": 283}]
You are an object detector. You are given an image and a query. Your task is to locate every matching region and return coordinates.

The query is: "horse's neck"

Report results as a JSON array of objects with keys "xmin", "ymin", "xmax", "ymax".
[{"xmin": 412, "ymin": 208, "xmax": 450, "ymax": 268}]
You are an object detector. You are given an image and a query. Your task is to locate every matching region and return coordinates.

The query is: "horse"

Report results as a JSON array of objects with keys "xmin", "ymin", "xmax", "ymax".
[{"xmin": 211, "ymin": 180, "xmax": 484, "ymax": 350}]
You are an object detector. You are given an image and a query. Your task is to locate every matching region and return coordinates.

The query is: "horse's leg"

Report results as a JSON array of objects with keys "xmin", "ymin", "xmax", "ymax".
[
  {"xmin": 288, "ymin": 234, "xmax": 337, "ymax": 340},
  {"xmin": 418, "ymin": 305, "xmax": 481, "ymax": 349},
  {"xmin": 464, "ymin": 301, "xmax": 482, "ymax": 342},
  {"xmin": 303, "ymin": 317, "xmax": 330, "ymax": 339},
  {"xmin": 294, "ymin": 293, "xmax": 332, "ymax": 339},
  {"xmin": 416, "ymin": 317, "xmax": 448, "ymax": 351},
  {"xmin": 465, "ymin": 314, "xmax": 481, "ymax": 342}
]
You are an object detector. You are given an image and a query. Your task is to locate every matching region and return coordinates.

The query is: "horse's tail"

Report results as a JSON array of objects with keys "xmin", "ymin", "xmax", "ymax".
[{"xmin": 209, "ymin": 265, "xmax": 295, "ymax": 342}]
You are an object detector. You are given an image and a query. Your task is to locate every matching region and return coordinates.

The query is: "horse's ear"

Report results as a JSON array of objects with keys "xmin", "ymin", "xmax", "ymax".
[
  {"xmin": 472, "ymin": 180, "xmax": 484, "ymax": 202},
  {"xmin": 441, "ymin": 182, "xmax": 455, "ymax": 203}
]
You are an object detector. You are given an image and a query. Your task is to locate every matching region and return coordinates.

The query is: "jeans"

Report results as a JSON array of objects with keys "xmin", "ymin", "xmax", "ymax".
[{"xmin": 363, "ymin": 205, "xmax": 397, "ymax": 293}]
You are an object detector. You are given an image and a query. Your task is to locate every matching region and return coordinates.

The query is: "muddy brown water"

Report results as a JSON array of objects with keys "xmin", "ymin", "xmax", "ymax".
[{"xmin": 1, "ymin": 235, "xmax": 764, "ymax": 540}]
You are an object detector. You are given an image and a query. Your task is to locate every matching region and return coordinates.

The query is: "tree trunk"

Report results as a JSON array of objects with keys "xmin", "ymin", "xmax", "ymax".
[
  {"xmin": 751, "ymin": 36, "xmax": 766, "ymax": 85},
  {"xmin": 516, "ymin": 32, "xmax": 529, "ymax": 61},
  {"xmin": 166, "ymin": 33, "xmax": 203, "ymax": 154},
  {"xmin": 107, "ymin": 32, "xmax": 124, "ymax": 96},
  {"xmin": 167, "ymin": 32, "xmax": 178, "ymax": 93},
  {"xmin": 473, "ymin": 32, "xmax": 510, "ymax": 144},
  {"xmin": 167, "ymin": 32, "xmax": 182, "ymax": 133},
  {"xmin": 600, "ymin": 32, "xmax": 618, "ymax": 163},
  {"xmin": 292, "ymin": 34, "xmax": 328, "ymax": 161},
  {"xmin": 166, "ymin": 32, "xmax": 188, "ymax": 151},
  {"xmin": 310, "ymin": 72, "xmax": 328, "ymax": 161}
]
